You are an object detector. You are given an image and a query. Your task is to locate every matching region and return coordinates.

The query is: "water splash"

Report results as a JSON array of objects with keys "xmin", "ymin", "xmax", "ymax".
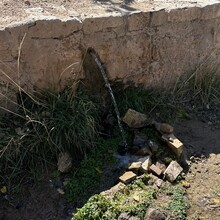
[{"xmin": 89, "ymin": 49, "xmax": 128, "ymax": 152}]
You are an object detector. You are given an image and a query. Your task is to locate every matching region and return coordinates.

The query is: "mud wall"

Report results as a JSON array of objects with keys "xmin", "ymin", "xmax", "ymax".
[{"xmin": 1, "ymin": 3, "xmax": 220, "ymax": 107}]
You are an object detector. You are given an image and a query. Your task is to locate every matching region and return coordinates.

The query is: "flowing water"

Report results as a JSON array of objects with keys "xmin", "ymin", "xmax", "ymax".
[{"xmin": 89, "ymin": 49, "xmax": 128, "ymax": 152}]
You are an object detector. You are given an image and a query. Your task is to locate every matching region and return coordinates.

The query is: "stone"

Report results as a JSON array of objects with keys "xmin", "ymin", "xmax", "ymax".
[
  {"xmin": 133, "ymin": 131, "xmax": 148, "ymax": 147},
  {"xmin": 164, "ymin": 161, "xmax": 183, "ymax": 182},
  {"xmin": 145, "ymin": 208, "xmax": 166, "ymax": 220},
  {"xmin": 181, "ymin": 180, "xmax": 190, "ymax": 188},
  {"xmin": 161, "ymin": 133, "xmax": 184, "ymax": 157},
  {"xmin": 154, "ymin": 122, "xmax": 174, "ymax": 134},
  {"xmin": 135, "ymin": 146, "xmax": 152, "ymax": 156},
  {"xmin": 101, "ymin": 182, "xmax": 126, "ymax": 198},
  {"xmin": 141, "ymin": 156, "xmax": 152, "ymax": 173},
  {"xmin": 128, "ymin": 162, "xmax": 142, "ymax": 172},
  {"xmin": 154, "ymin": 179, "xmax": 164, "ymax": 188},
  {"xmin": 129, "ymin": 217, "xmax": 141, "ymax": 220},
  {"xmin": 149, "ymin": 164, "xmax": 162, "ymax": 176},
  {"xmin": 122, "ymin": 109, "xmax": 149, "ymax": 128},
  {"xmin": 148, "ymin": 141, "xmax": 159, "ymax": 153},
  {"xmin": 119, "ymin": 171, "xmax": 137, "ymax": 184},
  {"xmin": 57, "ymin": 152, "xmax": 72, "ymax": 173},
  {"xmin": 118, "ymin": 212, "xmax": 130, "ymax": 220},
  {"xmin": 155, "ymin": 160, "xmax": 167, "ymax": 173}
]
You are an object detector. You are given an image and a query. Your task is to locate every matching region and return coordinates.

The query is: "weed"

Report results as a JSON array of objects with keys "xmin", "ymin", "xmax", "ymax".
[
  {"xmin": 74, "ymin": 179, "xmax": 155, "ymax": 220},
  {"xmin": 0, "ymin": 88, "xmax": 102, "ymax": 186},
  {"xmin": 74, "ymin": 194, "xmax": 119, "ymax": 220},
  {"xmin": 171, "ymin": 65, "xmax": 220, "ymax": 107},
  {"xmin": 65, "ymin": 135, "xmax": 120, "ymax": 202},
  {"xmin": 162, "ymin": 186, "xmax": 187, "ymax": 220}
]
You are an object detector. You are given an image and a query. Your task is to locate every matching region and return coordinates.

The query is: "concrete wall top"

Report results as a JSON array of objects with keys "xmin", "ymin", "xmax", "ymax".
[{"xmin": 1, "ymin": 0, "xmax": 220, "ymax": 29}]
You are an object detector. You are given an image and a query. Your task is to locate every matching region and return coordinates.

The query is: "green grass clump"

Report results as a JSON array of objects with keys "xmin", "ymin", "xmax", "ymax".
[
  {"xmin": 74, "ymin": 194, "xmax": 119, "ymax": 220},
  {"xmin": 115, "ymin": 87, "xmax": 172, "ymax": 119},
  {"xmin": 172, "ymin": 66, "xmax": 220, "ymax": 107},
  {"xmin": 0, "ymin": 88, "xmax": 101, "ymax": 185},
  {"xmin": 74, "ymin": 179, "xmax": 156, "ymax": 220},
  {"xmin": 163, "ymin": 186, "xmax": 187, "ymax": 220}
]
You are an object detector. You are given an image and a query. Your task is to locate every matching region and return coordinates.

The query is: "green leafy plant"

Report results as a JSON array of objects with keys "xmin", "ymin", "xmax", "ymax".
[{"xmin": 163, "ymin": 186, "xmax": 187, "ymax": 220}]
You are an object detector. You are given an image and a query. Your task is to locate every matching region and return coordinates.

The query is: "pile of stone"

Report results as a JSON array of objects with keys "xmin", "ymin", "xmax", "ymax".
[{"xmin": 119, "ymin": 109, "xmax": 184, "ymax": 185}]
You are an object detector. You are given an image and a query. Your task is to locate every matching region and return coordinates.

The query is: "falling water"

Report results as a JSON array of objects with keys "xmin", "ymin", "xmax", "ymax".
[{"xmin": 89, "ymin": 49, "xmax": 128, "ymax": 151}]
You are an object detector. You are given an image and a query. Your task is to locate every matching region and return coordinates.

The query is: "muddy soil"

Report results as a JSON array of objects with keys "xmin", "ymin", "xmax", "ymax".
[{"xmin": 0, "ymin": 119, "xmax": 220, "ymax": 219}]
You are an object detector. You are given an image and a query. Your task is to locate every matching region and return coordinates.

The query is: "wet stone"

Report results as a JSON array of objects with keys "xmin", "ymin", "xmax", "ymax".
[
  {"xmin": 57, "ymin": 152, "xmax": 72, "ymax": 173},
  {"xmin": 135, "ymin": 146, "xmax": 152, "ymax": 156},
  {"xmin": 128, "ymin": 162, "xmax": 142, "ymax": 172},
  {"xmin": 148, "ymin": 140, "xmax": 159, "ymax": 153}
]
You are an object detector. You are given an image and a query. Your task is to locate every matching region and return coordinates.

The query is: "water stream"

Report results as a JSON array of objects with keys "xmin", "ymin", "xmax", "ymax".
[{"xmin": 89, "ymin": 49, "xmax": 128, "ymax": 153}]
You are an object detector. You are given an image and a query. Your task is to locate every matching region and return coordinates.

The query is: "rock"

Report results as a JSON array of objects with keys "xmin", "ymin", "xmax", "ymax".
[
  {"xmin": 118, "ymin": 141, "xmax": 127, "ymax": 156},
  {"xmin": 135, "ymin": 146, "xmax": 152, "ymax": 156},
  {"xmin": 57, "ymin": 152, "xmax": 72, "ymax": 173},
  {"xmin": 148, "ymin": 140, "xmax": 159, "ymax": 153},
  {"xmin": 57, "ymin": 188, "xmax": 65, "ymax": 195},
  {"xmin": 155, "ymin": 160, "xmax": 167, "ymax": 173},
  {"xmin": 119, "ymin": 171, "xmax": 137, "ymax": 184},
  {"xmin": 164, "ymin": 161, "xmax": 183, "ymax": 182},
  {"xmin": 118, "ymin": 212, "xmax": 130, "ymax": 220},
  {"xmin": 154, "ymin": 122, "xmax": 174, "ymax": 134},
  {"xmin": 181, "ymin": 180, "xmax": 190, "ymax": 188},
  {"xmin": 122, "ymin": 109, "xmax": 149, "ymax": 128},
  {"xmin": 133, "ymin": 131, "xmax": 148, "ymax": 147},
  {"xmin": 141, "ymin": 156, "xmax": 152, "ymax": 173},
  {"xmin": 129, "ymin": 217, "xmax": 141, "ymax": 220},
  {"xmin": 145, "ymin": 208, "xmax": 166, "ymax": 220},
  {"xmin": 130, "ymin": 155, "xmax": 150, "ymax": 163},
  {"xmin": 161, "ymin": 133, "xmax": 184, "ymax": 157},
  {"xmin": 149, "ymin": 164, "xmax": 162, "ymax": 176},
  {"xmin": 128, "ymin": 162, "xmax": 142, "ymax": 172},
  {"xmin": 52, "ymin": 177, "xmax": 63, "ymax": 189},
  {"xmin": 101, "ymin": 182, "xmax": 126, "ymax": 198},
  {"xmin": 154, "ymin": 179, "xmax": 164, "ymax": 188}
]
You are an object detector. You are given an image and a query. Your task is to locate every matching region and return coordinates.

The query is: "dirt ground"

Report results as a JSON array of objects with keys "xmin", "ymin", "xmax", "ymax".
[
  {"xmin": 175, "ymin": 120, "xmax": 220, "ymax": 220},
  {"xmin": 0, "ymin": 0, "xmax": 218, "ymax": 28},
  {"xmin": 0, "ymin": 119, "xmax": 220, "ymax": 220}
]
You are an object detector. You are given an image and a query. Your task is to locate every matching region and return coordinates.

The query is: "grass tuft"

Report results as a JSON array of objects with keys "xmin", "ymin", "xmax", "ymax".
[{"xmin": 0, "ymin": 88, "xmax": 101, "ymax": 186}]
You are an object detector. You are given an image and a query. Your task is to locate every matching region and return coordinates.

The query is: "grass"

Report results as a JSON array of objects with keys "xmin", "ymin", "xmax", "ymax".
[
  {"xmin": 0, "ymin": 88, "xmax": 102, "ymax": 187},
  {"xmin": 65, "ymin": 135, "xmax": 121, "ymax": 202},
  {"xmin": 162, "ymin": 185, "xmax": 187, "ymax": 220}
]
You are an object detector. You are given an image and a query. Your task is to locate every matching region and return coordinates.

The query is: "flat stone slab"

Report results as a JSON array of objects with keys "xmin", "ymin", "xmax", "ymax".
[{"xmin": 119, "ymin": 171, "xmax": 137, "ymax": 184}]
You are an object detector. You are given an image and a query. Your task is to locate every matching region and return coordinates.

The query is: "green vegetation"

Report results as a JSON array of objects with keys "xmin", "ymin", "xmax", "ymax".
[
  {"xmin": 0, "ymin": 88, "xmax": 101, "ymax": 185},
  {"xmin": 74, "ymin": 179, "xmax": 156, "ymax": 220},
  {"xmin": 162, "ymin": 185, "xmax": 187, "ymax": 220},
  {"xmin": 65, "ymin": 136, "xmax": 120, "ymax": 202}
]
